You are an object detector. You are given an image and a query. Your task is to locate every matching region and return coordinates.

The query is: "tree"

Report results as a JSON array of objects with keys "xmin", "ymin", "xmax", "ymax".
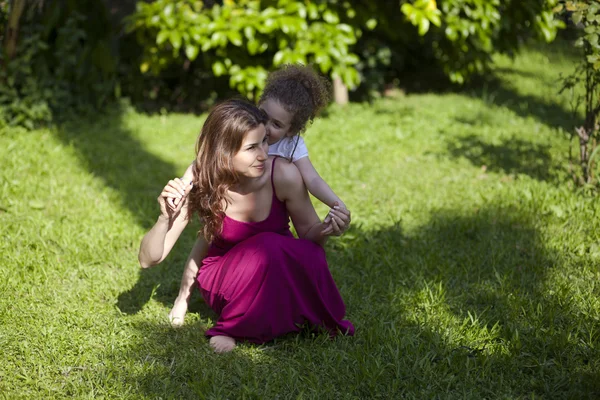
[{"xmin": 558, "ymin": 0, "xmax": 600, "ymax": 185}]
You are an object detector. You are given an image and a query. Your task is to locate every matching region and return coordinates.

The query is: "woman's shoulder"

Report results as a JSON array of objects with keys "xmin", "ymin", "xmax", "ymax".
[{"xmin": 271, "ymin": 156, "xmax": 303, "ymax": 198}]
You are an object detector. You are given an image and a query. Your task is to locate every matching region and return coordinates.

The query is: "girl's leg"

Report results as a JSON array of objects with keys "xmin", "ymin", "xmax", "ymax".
[{"xmin": 168, "ymin": 236, "xmax": 208, "ymax": 327}]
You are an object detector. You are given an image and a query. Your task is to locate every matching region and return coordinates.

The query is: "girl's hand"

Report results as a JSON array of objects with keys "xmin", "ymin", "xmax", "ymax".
[
  {"xmin": 158, "ymin": 178, "xmax": 193, "ymax": 219},
  {"xmin": 322, "ymin": 203, "xmax": 351, "ymax": 236}
]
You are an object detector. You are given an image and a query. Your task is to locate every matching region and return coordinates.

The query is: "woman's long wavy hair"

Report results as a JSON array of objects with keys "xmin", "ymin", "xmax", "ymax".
[{"xmin": 187, "ymin": 99, "xmax": 268, "ymax": 242}]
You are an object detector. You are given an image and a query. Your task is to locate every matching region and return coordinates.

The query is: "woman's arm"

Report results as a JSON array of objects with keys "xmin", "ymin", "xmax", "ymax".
[
  {"xmin": 138, "ymin": 178, "xmax": 193, "ymax": 268},
  {"xmin": 172, "ymin": 235, "xmax": 209, "ymax": 307},
  {"xmin": 274, "ymin": 160, "xmax": 329, "ymax": 246}
]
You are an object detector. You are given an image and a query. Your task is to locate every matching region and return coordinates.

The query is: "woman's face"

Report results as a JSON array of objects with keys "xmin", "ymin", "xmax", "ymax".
[
  {"xmin": 259, "ymin": 99, "xmax": 294, "ymax": 145},
  {"xmin": 232, "ymin": 124, "xmax": 269, "ymax": 178}
]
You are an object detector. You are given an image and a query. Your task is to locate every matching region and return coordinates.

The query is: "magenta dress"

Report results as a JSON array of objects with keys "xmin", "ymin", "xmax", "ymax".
[{"xmin": 196, "ymin": 157, "xmax": 354, "ymax": 343}]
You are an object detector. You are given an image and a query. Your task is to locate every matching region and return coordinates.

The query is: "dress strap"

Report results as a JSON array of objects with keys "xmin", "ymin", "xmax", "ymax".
[{"xmin": 270, "ymin": 156, "xmax": 278, "ymax": 198}]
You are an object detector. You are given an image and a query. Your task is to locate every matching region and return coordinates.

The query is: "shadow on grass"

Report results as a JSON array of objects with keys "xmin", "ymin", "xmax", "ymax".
[
  {"xmin": 325, "ymin": 205, "xmax": 599, "ymax": 397},
  {"xmin": 53, "ymin": 106, "xmax": 202, "ymax": 314},
  {"xmin": 54, "ymin": 106, "xmax": 178, "ymax": 230},
  {"xmin": 464, "ymin": 75, "xmax": 578, "ymax": 134},
  {"xmin": 115, "ymin": 221, "xmax": 216, "ymax": 316},
  {"xmin": 392, "ymin": 40, "xmax": 579, "ymax": 135},
  {"xmin": 462, "ymin": 41, "xmax": 580, "ymax": 134},
  {"xmin": 443, "ymin": 59, "xmax": 577, "ymax": 181},
  {"xmin": 444, "ymin": 134, "xmax": 556, "ymax": 180},
  {"xmin": 107, "ymin": 204, "xmax": 599, "ymax": 398}
]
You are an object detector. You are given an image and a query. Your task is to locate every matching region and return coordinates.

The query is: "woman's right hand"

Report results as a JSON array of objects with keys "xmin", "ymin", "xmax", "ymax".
[
  {"xmin": 158, "ymin": 178, "xmax": 193, "ymax": 220},
  {"xmin": 140, "ymin": 178, "xmax": 193, "ymax": 269}
]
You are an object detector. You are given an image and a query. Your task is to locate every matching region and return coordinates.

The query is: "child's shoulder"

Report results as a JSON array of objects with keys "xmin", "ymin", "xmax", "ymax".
[
  {"xmin": 270, "ymin": 135, "xmax": 305, "ymax": 149},
  {"xmin": 294, "ymin": 135, "xmax": 306, "ymax": 145},
  {"xmin": 268, "ymin": 136, "xmax": 308, "ymax": 162}
]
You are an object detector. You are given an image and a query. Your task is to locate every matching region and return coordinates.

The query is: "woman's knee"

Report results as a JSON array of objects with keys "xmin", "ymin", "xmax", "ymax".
[
  {"xmin": 253, "ymin": 232, "xmax": 284, "ymax": 243},
  {"xmin": 238, "ymin": 233, "xmax": 286, "ymax": 268}
]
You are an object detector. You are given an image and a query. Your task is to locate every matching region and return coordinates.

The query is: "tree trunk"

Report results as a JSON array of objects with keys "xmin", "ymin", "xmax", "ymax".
[
  {"xmin": 333, "ymin": 77, "xmax": 348, "ymax": 105},
  {"xmin": 578, "ymin": 59, "xmax": 597, "ymax": 184},
  {"xmin": 4, "ymin": 0, "xmax": 27, "ymax": 62}
]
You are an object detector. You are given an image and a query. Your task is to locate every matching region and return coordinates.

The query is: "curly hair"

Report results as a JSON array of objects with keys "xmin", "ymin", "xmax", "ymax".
[
  {"xmin": 259, "ymin": 64, "xmax": 331, "ymax": 136},
  {"xmin": 187, "ymin": 99, "xmax": 268, "ymax": 242}
]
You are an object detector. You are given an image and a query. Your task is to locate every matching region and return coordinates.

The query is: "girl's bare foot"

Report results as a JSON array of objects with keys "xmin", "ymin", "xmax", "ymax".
[
  {"xmin": 167, "ymin": 296, "xmax": 188, "ymax": 327},
  {"xmin": 209, "ymin": 336, "xmax": 236, "ymax": 353}
]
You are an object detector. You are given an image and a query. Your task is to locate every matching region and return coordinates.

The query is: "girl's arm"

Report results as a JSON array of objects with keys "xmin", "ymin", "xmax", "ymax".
[
  {"xmin": 138, "ymin": 178, "xmax": 193, "ymax": 268},
  {"xmin": 294, "ymin": 157, "xmax": 351, "ymax": 235},
  {"xmin": 294, "ymin": 157, "xmax": 345, "ymax": 208}
]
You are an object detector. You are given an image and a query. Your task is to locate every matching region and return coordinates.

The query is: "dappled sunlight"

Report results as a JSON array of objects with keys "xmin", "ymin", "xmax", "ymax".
[
  {"xmin": 460, "ymin": 41, "xmax": 584, "ymax": 136},
  {"xmin": 390, "ymin": 280, "xmax": 510, "ymax": 359},
  {"xmin": 324, "ymin": 202, "xmax": 600, "ymax": 396},
  {"xmin": 3, "ymin": 38, "xmax": 600, "ymax": 398},
  {"xmin": 48, "ymin": 106, "xmax": 211, "ymax": 315},
  {"xmin": 444, "ymin": 134, "xmax": 557, "ymax": 181},
  {"xmin": 53, "ymin": 106, "xmax": 195, "ymax": 231}
]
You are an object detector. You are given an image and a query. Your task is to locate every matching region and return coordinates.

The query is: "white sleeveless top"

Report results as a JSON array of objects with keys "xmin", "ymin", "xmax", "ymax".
[{"xmin": 268, "ymin": 136, "xmax": 308, "ymax": 162}]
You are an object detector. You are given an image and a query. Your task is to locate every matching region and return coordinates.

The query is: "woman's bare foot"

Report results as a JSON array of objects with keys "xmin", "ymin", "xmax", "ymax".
[
  {"xmin": 209, "ymin": 336, "xmax": 236, "ymax": 353},
  {"xmin": 167, "ymin": 296, "xmax": 188, "ymax": 328}
]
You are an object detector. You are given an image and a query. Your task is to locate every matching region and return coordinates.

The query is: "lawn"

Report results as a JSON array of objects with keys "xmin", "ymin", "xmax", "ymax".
[{"xmin": 1, "ymin": 41, "xmax": 599, "ymax": 398}]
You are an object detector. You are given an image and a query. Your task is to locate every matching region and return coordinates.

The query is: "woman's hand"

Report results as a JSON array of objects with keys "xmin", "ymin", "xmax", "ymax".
[
  {"xmin": 322, "ymin": 203, "xmax": 351, "ymax": 236},
  {"xmin": 159, "ymin": 178, "xmax": 193, "ymax": 220},
  {"xmin": 139, "ymin": 178, "xmax": 193, "ymax": 269}
]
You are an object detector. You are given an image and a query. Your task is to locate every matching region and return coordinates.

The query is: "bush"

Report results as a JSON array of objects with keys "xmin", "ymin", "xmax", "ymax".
[
  {"xmin": 352, "ymin": 0, "xmax": 564, "ymax": 91},
  {"xmin": 0, "ymin": 0, "xmax": 118, "ymax": 129},
  {"xmin": 126, "ymin": 0, "xmax": 563, "ymax": 103},
  {"xmin": 0, "ymin": 0, "xmax": 566, "ymax": 127},
  {"xmin": 126, "ymin": 0, "xmax": 363, "ymax": 99},
  {"xmin": 558, "ymin": 0, "xmax": 600, "ymax": 186}
]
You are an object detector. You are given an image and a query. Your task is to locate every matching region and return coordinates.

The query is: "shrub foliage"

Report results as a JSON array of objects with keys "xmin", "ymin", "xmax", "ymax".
[
  {"xmin": 1, "ymin": 0, "xmax": 564, "ymax": 127},
  {"xmin": 558, "ymin": 0, "xmax": 600, "ymax": 185},
  {"xmin": 126, "ymin": 0, "xmax": 564, "ymax": 98},
  {"xmin": 0, "ymin": 0, "xmax": 118, "ymax": 129},
  {"xmin": 126, "ymin": 0, "xmax": 362, "ymax": 99}
]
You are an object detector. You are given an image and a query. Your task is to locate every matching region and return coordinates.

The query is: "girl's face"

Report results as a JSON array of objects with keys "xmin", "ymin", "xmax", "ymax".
[
  {"xmin": 259, "ymin": 99, "xmax": 294, "ymax": 145},
  {"xmin": 232, "ymin": 124, "xmax": 269, "ymax": 178}
]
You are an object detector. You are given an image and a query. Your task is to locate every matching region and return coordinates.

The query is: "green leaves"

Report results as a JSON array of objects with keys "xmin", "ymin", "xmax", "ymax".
[
  {"xmin": 212, "ymin": 61, "xmax": 226, "ymax": 76},
  {"xmin": 560, "ymin": 1, "xmax": 600, "ymax": 67},
  {"xmin": 126, "ymin": 0, "xmax": 565, "ymax": 99},
  {"xmin": 558, "ymin": 1, "xmax": 600, "ymax": 183},
  {"xmin": 169, "ymin": 31, "xmax": 182, "ymax": 50},
  {"xmin": 401, "ymin": 0, "xmax": 442, "ymax": 36},
  {"xmin": 127, "ymin": 0, "xmax": 362, "ymax": 97},
  {"xmin": 2, "ymin": 5, "xmax": 118, "ymax": 129},
  {"xmin": 185, "ymin": 44, "xmax": 199, "ymax": 61}
]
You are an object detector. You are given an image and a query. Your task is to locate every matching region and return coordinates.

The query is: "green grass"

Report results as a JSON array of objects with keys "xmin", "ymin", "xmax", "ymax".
[{"xmin": 2, "ymin": 41, "xmax": 600, "ymax": 398}]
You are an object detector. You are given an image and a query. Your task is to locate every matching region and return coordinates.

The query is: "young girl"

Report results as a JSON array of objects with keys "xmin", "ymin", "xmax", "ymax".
[{"xmin": 168, "ymin": 64, "xmax": 351, "ymax": 326}]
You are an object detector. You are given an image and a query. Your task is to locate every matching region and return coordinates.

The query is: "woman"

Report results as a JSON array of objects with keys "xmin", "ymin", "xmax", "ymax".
[{"xmin": 138, "ymin": 99, "xmax": 354, "ymax": 352}]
